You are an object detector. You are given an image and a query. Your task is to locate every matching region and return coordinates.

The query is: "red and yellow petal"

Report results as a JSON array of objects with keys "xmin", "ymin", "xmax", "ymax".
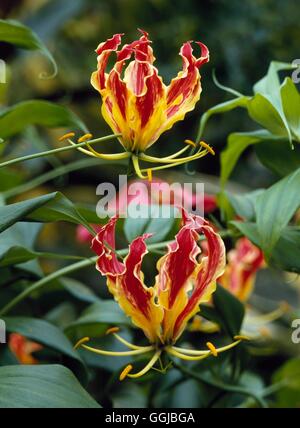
[
  {"xmin": 163, "ymin": 41, "xmax": 209, "ymax": 132},
  {"xmin": 219, "ymin": 237, "xmax": 264, "ymax": 302},
  {"xmin": 92, "ymin": 218, "xmax": 163, "ymax": 342},
  {"xmin": 155, "ymin": 210, "xmax": 225, "ymax": 343},
  {"xmin": 91, "ymin": 31, "xmax": 209, "ymax": 153},
  {"xmin": 173, "ymin": 222, "xmax": 225, "ymax": 340}
]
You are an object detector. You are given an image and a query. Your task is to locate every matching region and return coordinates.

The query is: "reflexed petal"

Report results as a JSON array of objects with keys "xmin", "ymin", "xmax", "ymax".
[
  {"xmin": 155, "ymin": 210, "xmax": 225, "ymax": 342},
  {"xmin": 92, "ymin": 218, "xmax": 163, "ymax": 342},
  {"xmin": 163, "ymin": 41, "xmax": 209, "ymax": 132},
  {"xmin": 91, "ymin": 31, "xmax": 209, "ymax": 152}
]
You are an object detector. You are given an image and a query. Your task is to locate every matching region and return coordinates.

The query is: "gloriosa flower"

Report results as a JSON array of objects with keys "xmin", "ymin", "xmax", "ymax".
[
  {"xmin": 191, "ymin": 237, "xmax": 288, "ymax": 337},
  {"xmin": 9, "ymin": 333, "xmax": 42, "ymax": 365},
  {"xmin": 61, "ymin": 30, "xmax": 214, "ymax": 179},
  {"xmin": 75, "ymin": 210, "xmax": 247, "ymax": 380},
  {"xmin": 219, "ymin": 237, "xmax": 265, "ymax": 302}
]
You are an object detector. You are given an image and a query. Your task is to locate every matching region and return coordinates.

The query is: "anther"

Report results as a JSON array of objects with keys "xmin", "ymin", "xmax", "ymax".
[
  {"xmin": 119, "ymin": 364, "xmax": 133, "ymax": 381},
  {"xmin": 200, "ymin": 141, "xmax": 215, "ymax": 155},
  {"xmin": 233, "ymin": 335, "xmax": 251, "ymax": 341},
  {"xmin": 78, "ymin": 133, "xmax": 93, "ymax": 143},
  {"xmin": 74, "ymin": 336, "xmax": 90, "ymax": 350},
  {"xmin": 206, "ymin": 341, "xmax": 218, "ymax": 357},
  {"xmin": 106, "ymin": 327, "xmax": 120, "ymax": 335},
  {"xmin": 184, "ymin": 139, "xmax": 197, "ymax": 147},
  {"xmin": 58, "ymin": 132, "xmax": 75, "ymax": 142},
  {"xmin": 147, "ymin": 169, "xmax": 153, "ymax": 182}
]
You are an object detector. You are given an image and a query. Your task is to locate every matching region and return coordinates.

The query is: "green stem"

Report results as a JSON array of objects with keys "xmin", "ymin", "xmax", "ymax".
[
  {"xmin": 0, "ymin": 133, "xmax": 121, "ymax": 169},
  {"xmin": 35, "ymin": 252, "xmax": 87, "ymax": 261},
  {"xmin": 0, "ymin": 240, "xmax": 173, "ymax": 316},
  {"xmin": 2, "ymin": 158, "xmax": 102, "ymax": 200},
  {"xmin": 172, "ymin": 361, "xmax": 268, "ymax": 408}
]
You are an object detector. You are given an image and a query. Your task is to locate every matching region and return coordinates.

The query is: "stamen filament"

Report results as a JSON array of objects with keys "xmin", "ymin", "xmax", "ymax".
[
  {"xmin": 172, "ymin": 338, "xmax": 247, "ymax": 356},
  {"xmin": 167, "ymin": 347, "xmax": 211, "ymax": 361},
  {"xmin": 139, "ymin": 148, "xmax": 204, "ymax": 164},
  {"xmin": 126, "ymin": 350, "xmax": 162, "ymax": 379},
  {"xmin": 66, "ymin": 138, "xmax": 130, "ymax": 160},
  {"xmin": 80, "ymin": 343, "xmax": 154, "ymax": 356},
  {"xmin": 86, "ymin": 141, "xmax": 130, "ymax": 160},
  {"xmin": 113, "ymin": 333, "xmax": 150, "ymax": 351},
  {"xmin": 247, "ymin": 303, "xmax": 289, "ymax": 324},
  {"xmin": 132, "ymin": 155, "xmax": 148, "ymax": 179},
  {"xmin": 140, "ymin": 150, "xmax": 209, "ymax": 173}
]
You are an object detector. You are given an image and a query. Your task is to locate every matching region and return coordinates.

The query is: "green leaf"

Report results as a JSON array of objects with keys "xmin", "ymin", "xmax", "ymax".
[
  {"xmin": 255, "ymin": 168, "xmax": 300, "ymax": 257},
  {"xmin": 112, "ymin": 383, "xmax": 147, "ymax": 408},
  {"xmin": 230, "ymin": 221, "xmax": 260, "ymax": 246},
  {"xmin": 196, "ymin": 96, "xmax": 248, "ymax": 140},
  {"xmin": 0, "ymin": 365, "xmax": 100, "ymax": 408},
  {"xmin": 281, "ymin": 77, "xmax": 300, "ymax": 141},
  {"xmin": 0, "ymin": 192, "xmax": 92, "ymax": 233},
  {"xmin": 0, "ymin": 19, "xmax": 57, "ymax": 77},
  {"xmin": 213, "ymin": 285, "xmax": 245, "ymax": 337},
  {"xmin": 0, "ymin": 222, "xmax": 41, "ymax": 267},
  {"xmin": 254, "ymin": 61, "xmax": 296, "ymax": 101},
  {"xmin": 0, "ymin": 192, "xmax": 56, "ymax": 233},
  {"xmin": 3, "ymin": 317, "xmax": 87, "ymax": 382},
  {"xmin": 61, "ymin": 277, "xmax": 99, "ymax": 304},
  {"xmin": 124, "ymin": 205, "xmax": 178, "ymax": 244},
  {"xmin": 226, "ymin": 189, "xmax": 263, "ymax": 221},
  {"xmin": 247, "ymin": 93, "xmax": 291, "ymax": 141},
  {"xmin": 256, "ymin": 139, "xmax": 300, "ymax": 177},
  {"xmin": 65, "ymin": 300, "xmax": 131, "ymax": 338},
  {"xmin": 267, "ymin": 226, "xmax": 300, "ymax": 273},
  {"xmin": 231, "ymin": 221, "xmax": 300, "ymax": 273},
  {"xmin": 273, "ymin": 358, "xmax": 300, "ymax": 408},
  {"xmin": 0, "ymin": 100, "xmax": 87, "ymax": 140},
  {"xmin": 220, "ymin": 130, "xmax": 280, "ymax": 186},
  {"xmin": 28, "ymin": 192, "xmax": 92, "ymax": 231}
]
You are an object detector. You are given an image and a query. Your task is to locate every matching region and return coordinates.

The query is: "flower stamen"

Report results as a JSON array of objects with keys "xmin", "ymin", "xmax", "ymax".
[
  {"xmin": 58, "ymin": 132, "xmax": 75, "ymax": 142},
  {"xmin": 105, "ymin": 327, "xmax": 120, "ymax": 335},
  {"xmin": 105, "ymin": 327, "xmax": 150, "ymax": 351},
  {"xmin": 74, "ymin": 336, "xmax": 90, "ymax": 350},
  {"xmin": 78, "ymin": 133, "xmax": 93, "ymax": 143},
  {"xmin": 124, "ymin": 350, "xmax": 162, "ymax": 379},
  {"xmin": 167, "ymin": 347, "xmax": 211, "ymax": 361},
  {"xmin": 206, "ymin": 341, "xmax": 218, "ymax": 357},
  {"xmin": 120, "ymin": 365, "xmax": 133, "ymax": 381},
  {"xmin": 75, "ymin": 337, "xmax": 154, "ymax": 356},
  {"xmin": 199, "ymin": 141, "xmax": 215, "ymax": 155},
  {"xmin": 184, "ymin": 139, "xmax": 197, "ymax": 148}
]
